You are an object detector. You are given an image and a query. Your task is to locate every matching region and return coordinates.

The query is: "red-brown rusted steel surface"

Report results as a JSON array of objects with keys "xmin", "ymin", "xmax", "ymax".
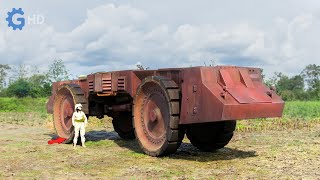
[
  {"xmin": 178, "ymin": 66, "xmax": 283, "ymax": 124},
  {"xmin": 47, "ymin": 66, "xmax": 284, "ymax": 124}
]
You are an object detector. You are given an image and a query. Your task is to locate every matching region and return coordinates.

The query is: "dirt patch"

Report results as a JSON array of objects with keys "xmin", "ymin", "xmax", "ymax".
[{"xmin": 0, "ymin": 123, "xmax": 320, "ymax": 179}]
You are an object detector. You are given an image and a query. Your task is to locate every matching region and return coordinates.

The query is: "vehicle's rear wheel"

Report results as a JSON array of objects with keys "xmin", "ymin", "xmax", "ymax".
[
  {"xmin": 53, "ymin": 84, "xmax": 88, "ymax": 143},
  {"xmin": 112, "ymin": 111, "xmax": 135, "ymax": 139},
  {"xmin": 186, "ymin": 120, "xmax": 236, "ymax": 151},
  {"xmin": 133, "ymin": 76, "xmax": 183, "ymax": 156}
]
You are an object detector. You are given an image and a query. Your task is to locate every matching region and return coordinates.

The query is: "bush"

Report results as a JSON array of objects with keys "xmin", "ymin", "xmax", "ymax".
[
  {"xmin": 3, "ymin": 78, "xmax": 52, "ymax": 98},
  {"xmin": 280, "ymin": 90, "xmax": 296, "ymax": 101},
  {"xmin": 6, "ymin": 79, "xmax": 31, "ymax": 98}
]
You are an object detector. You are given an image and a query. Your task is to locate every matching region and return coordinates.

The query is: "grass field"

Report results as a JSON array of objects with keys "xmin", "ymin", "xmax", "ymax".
[
  {"xmin": 0, "ymin": 98, "xmax": 319, "ymax": 179},
  {"xmin": 0, "ymin": 118, "xmax": 319, "ymax": 179},
  {"xmin": 0, "ymin": 97, "xmax": 47, "ymax": 113},
  {"xmin": 283, "ymin": 101, "xmax": 320, "ymax": 119}
]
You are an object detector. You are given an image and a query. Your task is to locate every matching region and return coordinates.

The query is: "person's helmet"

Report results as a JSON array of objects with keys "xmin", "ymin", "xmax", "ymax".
[{"xmin": 75, "ymin": 103, "xmax": 82, "ymax": 111}]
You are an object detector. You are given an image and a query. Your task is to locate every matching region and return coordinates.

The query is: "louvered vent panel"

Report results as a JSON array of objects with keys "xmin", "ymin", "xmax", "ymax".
[
  {"xmin": 88, "ymin": 81, "xmax": 94, "ymax": 92},
  {"xmin": 102, "ymin": 77, "xmax": 112, "ymax": 93},
  {"xmin": 117, "ymin": 76, "xmax": 126, "ymax": 91}
]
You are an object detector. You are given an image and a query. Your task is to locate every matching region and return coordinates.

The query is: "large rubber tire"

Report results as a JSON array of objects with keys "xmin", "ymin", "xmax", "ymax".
[
  {"xmin": 112, "ymin": 111, "xmax": 135, "ymax": 139},
  {"xmin": 133, "ymin": 76, "xmax": 183, "ymax": 156},
  {"xmin": 53, "ymin": 84, "xmax": 88, "ymax": 143},
  {"xmin": 186, "ymin": 120, "xmax": 236, "ymax": 151}
]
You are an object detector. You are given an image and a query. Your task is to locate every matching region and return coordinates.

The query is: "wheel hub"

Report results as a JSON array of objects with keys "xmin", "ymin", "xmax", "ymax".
[
  {"xmin": 149, "ymin": 109, "xmax": 160, "ymax": 122},
  {"xmin": 141, "ymin": 88, "xmax": 168, "ymax": 145}
]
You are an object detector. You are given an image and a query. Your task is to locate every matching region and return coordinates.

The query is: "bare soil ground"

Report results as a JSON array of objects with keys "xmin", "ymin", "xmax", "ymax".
[{"xmin": 0, "ymin": 120, "xmax": 320, "ymax": 179}]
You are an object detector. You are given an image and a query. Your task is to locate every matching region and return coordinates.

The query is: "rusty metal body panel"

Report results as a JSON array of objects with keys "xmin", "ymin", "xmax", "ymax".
[
  {"xmin": 47, "ymin": 66, "xmax": 284, "ymax": 124},
  {"xmin": 178, "ymin": 66, "xmax": 284, "ymax": 124}
]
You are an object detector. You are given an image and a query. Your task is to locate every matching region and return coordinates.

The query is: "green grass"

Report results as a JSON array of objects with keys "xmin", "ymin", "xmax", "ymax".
[
  {"xmin": 0, "ymin": 112, "xmax": 51, "ymax": 126},
  {"xmin": 86, "ymin": 140, "xmax": 115, "ymax": 147},
  {"xmin": 0, "ymin": 97, "xmax": 49, "ymax": 126},
  {"xmin": 0, "ymin": 97, "xmax": 47, "ymax": 113},
  {"xmin": 283, "ymin": 101, "xmax": 320, "ymax": 120}
]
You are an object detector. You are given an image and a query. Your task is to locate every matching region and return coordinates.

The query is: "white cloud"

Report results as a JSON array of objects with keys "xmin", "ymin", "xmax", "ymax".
[{"xmin": 0, "ymin": 2, "xmax": 319, "ymax": 79}]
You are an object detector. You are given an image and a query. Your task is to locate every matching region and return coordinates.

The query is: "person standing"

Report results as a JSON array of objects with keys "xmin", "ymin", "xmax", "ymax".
[{"xmin": 72, "ymin": 103, "xmax": 88, "ymax": 148}]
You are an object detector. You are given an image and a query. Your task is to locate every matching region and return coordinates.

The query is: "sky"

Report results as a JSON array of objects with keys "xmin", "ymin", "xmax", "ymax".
[{"xmin": 0, "ymin": 0, "xmax": 319, "ymax": 78}]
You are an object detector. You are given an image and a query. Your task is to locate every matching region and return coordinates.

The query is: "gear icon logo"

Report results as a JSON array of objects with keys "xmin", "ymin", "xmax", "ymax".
[{"xmin": 6, "ymin": 8, "xmax": 25, "ymax": 30}]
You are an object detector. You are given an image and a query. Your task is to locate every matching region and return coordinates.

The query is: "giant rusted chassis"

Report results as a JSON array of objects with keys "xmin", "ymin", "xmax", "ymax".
[{"xmin": 47, "ymin": 66, "xmax": 284, "ymax": 156}]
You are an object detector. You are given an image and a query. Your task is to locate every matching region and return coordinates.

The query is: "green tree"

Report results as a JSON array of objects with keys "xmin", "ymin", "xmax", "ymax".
[
  {"xmin": 267, "ymin": 72, "xmax": 305, "ymax": 100},
  {"xmin": 11, "ymin": 64, "xmax": 28, "ymax": 81},
  {"xmin": 47, "ymin": 59, "xmax": 69, "ymax": 82},
  {"xmin": 6, "ymin": 79, "xmax": 31, "ymax": 98},
  {"xmin": 1, "ymin": 61, "xmax": 70, "ymax": 98},
  {"xmin": 277, "ymin": 74, "xmax": 304, "ymax": 92},
  {"xmin": 28, "ymin": 74, "xmax": 51, "ymax": 97},
  {"xmin": 0, "ymin": 64, "xmax": 11, "ymax": 90},
  {"xmin": 3, "ymin": 64, "xmax": 53, "ymax": 97},
  {"xmin": 301, "ymin": 64, "xmax": 320, "ymax": 90},
  {"xmin": 301, "ymin": 64, "xmax": 320, "ymax": 100}
]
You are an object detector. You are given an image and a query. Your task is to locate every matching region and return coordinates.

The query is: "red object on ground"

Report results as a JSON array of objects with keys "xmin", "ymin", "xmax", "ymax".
[{"xmin": 48, "ymin": 137, "xmax": 66, "ymax": 144}]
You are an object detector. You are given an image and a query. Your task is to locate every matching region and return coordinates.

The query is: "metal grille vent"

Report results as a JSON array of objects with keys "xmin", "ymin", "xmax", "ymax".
[
  {"xmin": 88, "ymin": 80, "xmax": 94, "ymax": 92},
  {"xmin": 102, "ymin": 77, "xmax": 112, "ymax": 93},
  {"xmin": 117, "ymin": 76, "xmax": 126, "ymax": 91}
]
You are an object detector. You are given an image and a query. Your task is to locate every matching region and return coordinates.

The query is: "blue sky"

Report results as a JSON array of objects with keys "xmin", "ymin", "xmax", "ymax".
[{"xmin": 0, "ymin": 0, "xmax": 319, "ymax": 78}]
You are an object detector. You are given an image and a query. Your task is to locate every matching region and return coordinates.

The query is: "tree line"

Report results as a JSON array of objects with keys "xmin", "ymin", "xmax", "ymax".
[
  {"xmin": 265, "ymin": 64, "xmax": 320, "ymax": 101},
  {"xmin": 0, "ymin": 59, "xmax": 69, "ymax": 98},
  {"xmin": 0, "ymin": 61, "xmax": 319, "ymax": 101}
]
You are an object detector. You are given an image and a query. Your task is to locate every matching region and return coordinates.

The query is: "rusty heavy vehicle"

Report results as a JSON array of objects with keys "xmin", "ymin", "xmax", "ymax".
[{"xmin": 47, "ymin": 66, "xmax": 284, "ymax": 156}]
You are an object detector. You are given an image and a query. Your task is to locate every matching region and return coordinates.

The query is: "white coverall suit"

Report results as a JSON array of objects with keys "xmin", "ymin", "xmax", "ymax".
[{"xmin": 72, "ymin": 104, "xmax": 88, "ymax": 147}]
